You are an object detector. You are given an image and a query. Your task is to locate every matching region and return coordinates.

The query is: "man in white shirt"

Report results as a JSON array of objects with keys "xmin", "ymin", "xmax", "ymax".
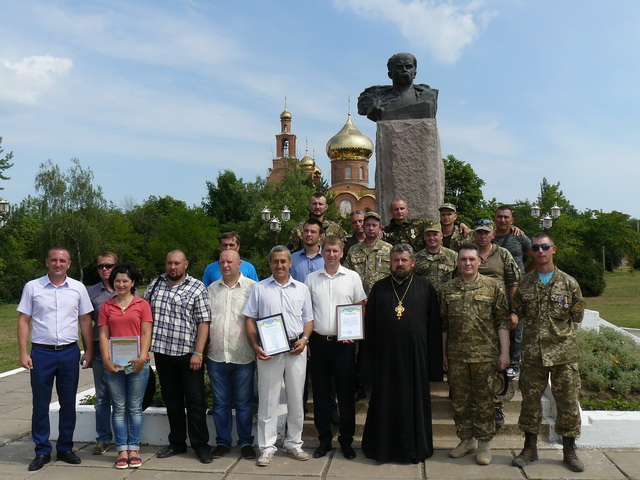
[
  {"xmin": 305, "ymin": 236, "xmax": 366, "ymax": 460},
  {"xmin": 206, "ymin": 250, "xmax": 257, "ymax": 460},
  {"xmin": 17, "ymin": 247, "xmax": 94, "ymax": 471},
  {"xmin": 243, "ymin": 245, "xmax": 314, "ymax": 467}
]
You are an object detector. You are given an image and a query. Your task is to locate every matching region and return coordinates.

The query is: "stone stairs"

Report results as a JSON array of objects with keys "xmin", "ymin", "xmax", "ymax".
[{"xmin": 302, "ymin": 379, "xmax": 553, "ymax": 449}]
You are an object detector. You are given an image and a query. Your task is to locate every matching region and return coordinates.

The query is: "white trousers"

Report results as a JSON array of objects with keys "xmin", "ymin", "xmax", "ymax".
[{"xmin": 256, "ymin": 348, "xmax": 307, "ymax": 453}]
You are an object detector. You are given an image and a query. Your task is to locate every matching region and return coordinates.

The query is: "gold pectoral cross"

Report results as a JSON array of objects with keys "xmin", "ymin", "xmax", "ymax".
[{"xmin": 395, "ymin": 301, "xmax": 405, "ymax": 320}]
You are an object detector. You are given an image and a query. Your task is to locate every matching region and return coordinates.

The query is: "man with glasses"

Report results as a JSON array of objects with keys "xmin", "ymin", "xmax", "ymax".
[
  {"xmin": 343, "ymin": 210, "xmax": 365, "ymax": 259},
  {"xmin": 203, "ymin": 232, "xmax": 258, "ymax": 287},
  {"xmin": 512, "ymin": 234, "xmax": 586, "ymax": 473},
  {"xmin": 87, "ymin": 252, "xmax": 119, "ymax": 455}
]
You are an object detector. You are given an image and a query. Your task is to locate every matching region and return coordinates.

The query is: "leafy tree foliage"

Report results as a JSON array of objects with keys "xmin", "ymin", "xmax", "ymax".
[
  {"xmin": 0, "ymin": 137, "xmax": 14, "ymax": 189},
  {"xmin": 443, "ymin": 154, "xmax": 485, "ymax": 222}
]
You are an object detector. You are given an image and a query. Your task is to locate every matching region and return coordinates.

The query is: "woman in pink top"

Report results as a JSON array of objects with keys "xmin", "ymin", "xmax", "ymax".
[{"xmin": 98, "ymin": 263, "xmax": 152, "ymax": 469}]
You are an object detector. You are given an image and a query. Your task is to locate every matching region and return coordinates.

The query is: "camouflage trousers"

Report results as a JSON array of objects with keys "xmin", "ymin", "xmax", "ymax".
[
  {"xmin": 518, "ymin": 362, "xmax": 581, "ymax": 437},
  {"xmin": 448, "ymin": 361, "xmax": 497, "ymax": 441}
]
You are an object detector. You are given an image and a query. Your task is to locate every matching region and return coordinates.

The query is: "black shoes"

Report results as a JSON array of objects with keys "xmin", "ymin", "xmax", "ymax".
[
  {"xmin": 313, "ymin": 442, "xmax": 332, "ymax": 458},
  {"xmin": 211, "ymin": 445, "xmax": 230, "ymax": 459},
  {"xmin": 198, "ymin": 450, "xmax": 214, "ymax": 464},
  {"xmin": 57, "ymin": 450, "xmax": 81, "ymax": 465},
  {"xmin": 156, "ymin": 445, "xmax": 187, "ymax": 458},
  {"xmin": 240, "ymin": 445, "xmax": 257, "ymax": 459},
  {"xmin": 28, "ymin": 454, "xmax": 51, "ymax": 471},
  {"xmin": 341, "ymin": 444, "xmax": 357, "ymax": 460}
]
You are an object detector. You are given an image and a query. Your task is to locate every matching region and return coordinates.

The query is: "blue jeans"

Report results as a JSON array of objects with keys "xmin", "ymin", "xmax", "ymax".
[
  {"xmin": 106, "ymin": 361, "xmax": 150, "ymax": 451},
  {"xmin": 206, "ymin": 359, "xmax": 255, "ymax": 448},
  {"xmin": 91, "ymin": 344, "xmax": 113, "ymax": 443}
]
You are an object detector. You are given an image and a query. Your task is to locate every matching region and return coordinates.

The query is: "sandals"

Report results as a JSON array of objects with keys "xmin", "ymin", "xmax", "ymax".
[
  {"xmin": 128, "ymin": 450, "xmax": 142, "ymax": 468},
  {"xmin": 115, "ymin": 452, "xmax": 129, "ymax": 469}
]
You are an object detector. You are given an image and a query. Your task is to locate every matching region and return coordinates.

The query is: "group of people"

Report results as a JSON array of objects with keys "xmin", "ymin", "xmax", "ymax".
[{"xmin": 16, "ymin": 192, "xmax": 586, "ymax": 473}]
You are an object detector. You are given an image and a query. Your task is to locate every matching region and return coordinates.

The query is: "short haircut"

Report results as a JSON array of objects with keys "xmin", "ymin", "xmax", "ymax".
[
  {"xmin": 387, "ymin": 53, "xmax": 417, "ymax": 72},
  {"xmin": 269, "ymin": 245, "xmax": 291, "ymax": 261},
  {"xmin": 323, "ymin": 235, "xmax": 343, "ymax": 250},
  {"xmin": 310, "ymin": 192, "xmax": 326, "ymax": 202},
  {"xmin": 389, "ymin": 198, "xmax": 407, "ymax": 210},
  {"xmin": 532, "ymin": 232, "xmax": 554, "ymax": 244},
  {"xmin": 220, "ymin": 232, "xmax": 241, "ymax": 245},
  {"xmin": 495, "ymin": 205, "xmax": 513, "ymax": 216},
  {"xmin": 219, "ymin": 249, "xmax": 240, "ymax": 262},
  {"xmin": 303, "ymin": 218, "xmax": 323, "ymax": 232},
  {"xmin": 349, "ymin": 210, "xmax": 364, "ymax": 217},
  {"xmin": 108, "ymin": 263, "xmax": 141, "ymax": 294},
  {"xmin": 97, "ymin": 251, "xmax": 119, "ymax": 263},
  {"xmin": 458, "ymin": 243, "xmax": 480, "ymax": 256},
  {"xmin": 167, "ymin": 249, "xmax": 187, "ymax": 260},
  {"xmin": 47, "ymin": 246, "xmax": 70, "ymax": 259},
  {"xmin": 390, "ymin": 243, "xmax": 415, "ymax": 260}
]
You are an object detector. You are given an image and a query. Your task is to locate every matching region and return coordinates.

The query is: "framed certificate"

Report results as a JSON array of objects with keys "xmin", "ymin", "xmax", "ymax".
[
  {"xmin": 337, "ymin": 303, "xmax": 364, "ymax": 341},
  {"xmin": 256, "ymin": 313, "xmax": 291, "ymax": 356},
  {"xmin": 109, "ymin": 336, "xmax": 140, "ymax": 369}
]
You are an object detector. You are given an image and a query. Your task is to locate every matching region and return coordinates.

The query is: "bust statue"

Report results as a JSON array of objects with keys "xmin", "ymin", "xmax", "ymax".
[{"xmin": 357, "ymin": 53, "xmax": 438, "ymax": 122}]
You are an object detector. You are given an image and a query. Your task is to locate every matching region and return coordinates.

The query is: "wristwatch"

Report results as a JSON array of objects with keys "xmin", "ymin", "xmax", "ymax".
[{"xmin": 301, "ymin": 335, "xmax": 309, "ymax": 343}]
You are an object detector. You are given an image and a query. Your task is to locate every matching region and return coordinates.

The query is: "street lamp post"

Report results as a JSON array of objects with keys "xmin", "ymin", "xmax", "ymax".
[
  {"xmin": 531, "ymin": 203, "xmax": 561, "ymax": 230},
  {"xmin": 262, "ymin": 205, "xmax": 291, "ymax": 245},
  {"xmin": 0, "ymin": 198, "xmax": 10, "ymax": 228}
]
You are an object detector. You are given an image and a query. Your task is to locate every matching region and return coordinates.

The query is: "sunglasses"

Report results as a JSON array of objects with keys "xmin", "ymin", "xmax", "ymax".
[
  {"xmin": 473, "ymin": 219, "xmax": 493, "ymax": 227},
  {"xmin": 97, "ymin": 263, "xmax": 115, "ymax": 270},
  {"xmin": 531, "ymin": 244, "xmax": 553, "ymax": 252}
]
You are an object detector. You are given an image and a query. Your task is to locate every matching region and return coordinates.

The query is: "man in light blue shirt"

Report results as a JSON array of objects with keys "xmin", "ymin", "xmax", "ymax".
[
  {"xmin": 203, "ymin": 232, "xmax": 258, "ymax": 286},
  {"xmin": 243, "ymin": 245, "xmax": 314, "ymax": 467},
  {"xmin": 290, "ymin": 219, "xmax": 323, "ymax": 282}
]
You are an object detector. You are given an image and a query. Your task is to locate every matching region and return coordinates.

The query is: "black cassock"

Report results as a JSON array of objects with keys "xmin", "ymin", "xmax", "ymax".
[{"xmin": 361, "ymin": 274, "xmax": 443, "ymax": 463}]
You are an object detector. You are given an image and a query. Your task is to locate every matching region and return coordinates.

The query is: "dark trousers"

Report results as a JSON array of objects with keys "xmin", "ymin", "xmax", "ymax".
[
  {"xmin": 309, "ymin": 334, "xmax": 356, "ymax": 446},
  {"xmin": 155, "ymin": 352, "xmax": 210, "ymax": 454},
  {"xmin": 30, "ymin": 344, "xmax": 80, "ymax": 455}
]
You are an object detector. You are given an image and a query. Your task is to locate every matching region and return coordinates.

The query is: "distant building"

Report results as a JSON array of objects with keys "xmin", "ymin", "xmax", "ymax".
[{"xmin": 266, "ymin": 107, "xmax": 376, "ymax": 215}]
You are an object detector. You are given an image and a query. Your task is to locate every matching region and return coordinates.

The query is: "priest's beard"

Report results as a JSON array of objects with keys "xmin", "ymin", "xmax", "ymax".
[{"xmin": 391, "ymin": 269, "xmax": 413, "ymax": 281}]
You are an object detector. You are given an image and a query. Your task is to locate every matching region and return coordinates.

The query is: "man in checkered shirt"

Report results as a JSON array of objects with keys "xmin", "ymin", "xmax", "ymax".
[{"xmin": 144, "ymin": 250, "xmax": 213, "ymax": 463}]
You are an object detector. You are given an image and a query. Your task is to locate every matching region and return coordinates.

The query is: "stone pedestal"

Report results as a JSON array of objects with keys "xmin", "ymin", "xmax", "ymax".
[{"xmin": 375, "ymin": 119, "xmax": 444, "ymax": 224}]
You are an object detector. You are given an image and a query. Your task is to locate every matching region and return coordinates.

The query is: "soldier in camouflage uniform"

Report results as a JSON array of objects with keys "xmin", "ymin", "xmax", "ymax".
[
  {"xmin": 287, "ymin": 193, "xmax": 347, "ymax": 252},
  {"xmin": 441, "ymin": 243, "xmax": 510, "ymax": 466},
  {"xmin": 512, "ymin": 233, "xmax": 586, "ymax": 473},
  {"xmin": 414, "ymin": 219, "xmax": 457, "ymax": 297},
  {"xmin": 384, "ymin": 199, "xmax": 426, "ymax": 252},
  {"xmin": 344, "ymin": 212, "xmax": 392, "ymax": 296},
  {"xmin": 438, "ymin": 203, "xmax": 471, "ymax": 251}
]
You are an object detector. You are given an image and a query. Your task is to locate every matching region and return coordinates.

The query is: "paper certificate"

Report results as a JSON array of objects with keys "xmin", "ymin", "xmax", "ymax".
[
  {"xmin": 256, "ymin": 313, "xmax": 291, "ymax": 356},
  {"xmin": 337, "ymin": 303, "xmax": 364, "ymax": 341},
  {"xmin": 109, "ymin": 336, "xmax": 140, "ymax": 369}
]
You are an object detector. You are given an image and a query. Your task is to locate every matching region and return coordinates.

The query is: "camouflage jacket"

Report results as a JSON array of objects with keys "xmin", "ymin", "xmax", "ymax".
[
  {"xmin": 478, "ymin": 244, "xmax": 521, "ymax": 288},
  {"xmin": 513, "ymin": 268, "xmax": 585, "ymax": 367},
  {"xmin": 440, "ymin": 274, "xmax": 510, "ymax": 363},
  {"xmin": 443, "ymin": 226, "xmax": 470, "ymax": 251},
  {"xmin": 343, "ymin": 239, "xmax": 392, "ymax": 296},
  {"xmin": 414, "ymin": 246, "xmax": 458, "ymax": 296},
  {"xmin": 287, "ymin": 218, "xmax": 347, "ymax": 252},
  {"xmin": 384, "ymin": 219, "xmax": 426, "ymax": 252}
]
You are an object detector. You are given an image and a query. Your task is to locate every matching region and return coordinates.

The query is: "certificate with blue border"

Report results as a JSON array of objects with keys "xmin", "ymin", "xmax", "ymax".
[
  {"xmin": 336, "ymin": 303, "xmax": 364, "ymax": 341},
  {"xmin": 256, "ymin": 313, "xmax": 291, "ymax": 356}
]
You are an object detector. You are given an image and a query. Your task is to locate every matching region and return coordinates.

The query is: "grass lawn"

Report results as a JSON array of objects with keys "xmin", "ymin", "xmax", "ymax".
[
  {"xmin": 585, "ymin": 270, "xmax": 640, "ymax": 328},
  {"xmin": 0, "ymin": 304, "xmax": 19, "ymax": 373}
]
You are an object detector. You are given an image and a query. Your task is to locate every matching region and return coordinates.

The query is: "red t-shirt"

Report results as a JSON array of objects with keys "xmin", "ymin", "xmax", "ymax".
[{"xmin": 98, "ymin": 295, "xmax": 153, "ymax": 337}]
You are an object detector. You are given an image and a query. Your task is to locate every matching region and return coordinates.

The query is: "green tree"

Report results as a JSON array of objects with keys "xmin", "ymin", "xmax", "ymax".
[
  {"xmin": 202, "ymin": 170, "xmax": 261, "ymax": 224},
  {"xmin": 443, "ymin": 154, "xmax": 485, "ymax": 222},
  {"xmin": 0, "ymin": 137, "xmax": 13, "ymax": 189}
]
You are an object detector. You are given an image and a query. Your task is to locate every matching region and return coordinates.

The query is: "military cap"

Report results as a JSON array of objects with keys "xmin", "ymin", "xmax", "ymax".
[
  {"xmin": 423, "ymin": 219, "xmax": 442, "ymax": 232},
  {"xmin": 473, "ymin": 219, "xmax": 495, "ymax": 232},
  {"xmin": 364, "ymin": 211, "xmax": 382, "ymax": 222},
  {"xmin": 438, "ymin": 203, "xmax": 457, "ymax": 212}
]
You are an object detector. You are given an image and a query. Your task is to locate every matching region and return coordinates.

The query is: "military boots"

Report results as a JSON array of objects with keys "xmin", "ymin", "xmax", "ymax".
[
  {"xmin": 512, "ymin": 432, "xmax": 538, "ymax": 467},
  {"xmin": 562, "ymin": 436, "xmax": 585, "ymax": 472}
]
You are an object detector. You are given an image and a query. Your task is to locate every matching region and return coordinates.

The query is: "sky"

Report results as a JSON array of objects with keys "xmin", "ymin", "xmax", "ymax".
[{"xmin": 1, "ymin": 0, "xmax": 639, "ymax": 218}]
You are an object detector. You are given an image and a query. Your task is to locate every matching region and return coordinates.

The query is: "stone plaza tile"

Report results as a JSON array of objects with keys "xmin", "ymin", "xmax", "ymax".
[
  {"xmin": 605, "ymin": 451, "xmax": 640, "ymax": 480},
  {"xmin": 232, "ymin": 449, "xmax": 327, "ymax": 477},
  {"xmin": 0, "ymin": 418, "xmax": 30, "ymax": 442},
  {"xmin": 142, "ymin": 450, "xmax": 222, "ymax": 473},
  {"xmin": 37, "ymin": 464, "xmax": 129, "ymax": 480},
  {"xmin": 326, "ymin": 450, "xmax": 422, "ymax": 479},
  {"xmin": 425, "ymin": 449, "xmax": 525, "ymax": 479},
  {"xmin": 131, "ymin": 471, "xmax": 224, "ymax": 480},
  {"xmin": 520, "ymin": 448, "xmax": 626, "ymax": 479},
  {"xmin": 0, "ymin": 440, "xmax": 36, "ymax": 466}
]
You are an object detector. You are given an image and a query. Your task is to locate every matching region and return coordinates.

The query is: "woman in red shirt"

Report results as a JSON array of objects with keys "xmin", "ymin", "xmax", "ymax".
[{"xmin": 99, "ymin": 263, "xmax": 152, "ymax": 469}]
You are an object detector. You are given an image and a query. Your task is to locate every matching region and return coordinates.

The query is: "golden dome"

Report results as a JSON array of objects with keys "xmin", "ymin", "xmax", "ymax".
[
  {"xmin": 314, "ymin": 166, "xmax": 322, "ymax": 176},
  {"xmin": 280, "ymin": 108, "xmax": 292, "ymax": 120},
  {"xmin": 326, "ymin": 114, "xmax": 373, "ymax": 160},
  {"xmin": 299, "ymin": 151, "xmax": 315, "ymax": 167}
]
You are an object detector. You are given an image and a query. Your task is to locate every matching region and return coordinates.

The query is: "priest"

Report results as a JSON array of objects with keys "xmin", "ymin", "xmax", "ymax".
[{"xmin": 361, "ymin": 243, "xmax": 443, "ymax": 463}]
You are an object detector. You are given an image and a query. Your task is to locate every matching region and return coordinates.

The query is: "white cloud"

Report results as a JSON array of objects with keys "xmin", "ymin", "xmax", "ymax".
[
  {"xmin": 334, "ymin": 0, "xmax": 497, "ymax": 64},
  {"xmin": 0, "ymin": 55, "xmax": 73, "ymax": 106}
]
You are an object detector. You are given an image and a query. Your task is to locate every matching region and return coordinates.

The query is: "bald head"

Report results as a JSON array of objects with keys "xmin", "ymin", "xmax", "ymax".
[{"xmin": 219, "ymin": 249, "xmax": 242, "ymax": 283}]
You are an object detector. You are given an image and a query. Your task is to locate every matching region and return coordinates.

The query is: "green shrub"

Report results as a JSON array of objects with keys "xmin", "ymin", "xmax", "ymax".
[{"xmin": 556, "ymin": 252, "xmax": 606, "ymax": 296}]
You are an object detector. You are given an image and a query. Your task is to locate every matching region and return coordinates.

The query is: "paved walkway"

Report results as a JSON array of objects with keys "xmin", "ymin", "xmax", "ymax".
[{"xmin": 1, "ymin": 368, "xmax": 639, "ymax": 479}]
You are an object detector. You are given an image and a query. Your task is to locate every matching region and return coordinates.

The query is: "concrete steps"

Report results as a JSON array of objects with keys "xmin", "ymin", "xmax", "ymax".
[{"xmin": 302, "ymin": 380, "xmax": 550, "ymax": 448}]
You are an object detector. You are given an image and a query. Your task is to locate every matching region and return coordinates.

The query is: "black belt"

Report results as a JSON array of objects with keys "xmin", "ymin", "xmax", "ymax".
[
  {"xmin": 313, "ymin": 332, "xmax": 337, "ymax": 342},
  {"xmin": 32, "ymin": 342, "xmax": 77, "ymax": 351},
  {"xmin": 288, "ymin": 333, "xmax": 303, "ymax": 342}
]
